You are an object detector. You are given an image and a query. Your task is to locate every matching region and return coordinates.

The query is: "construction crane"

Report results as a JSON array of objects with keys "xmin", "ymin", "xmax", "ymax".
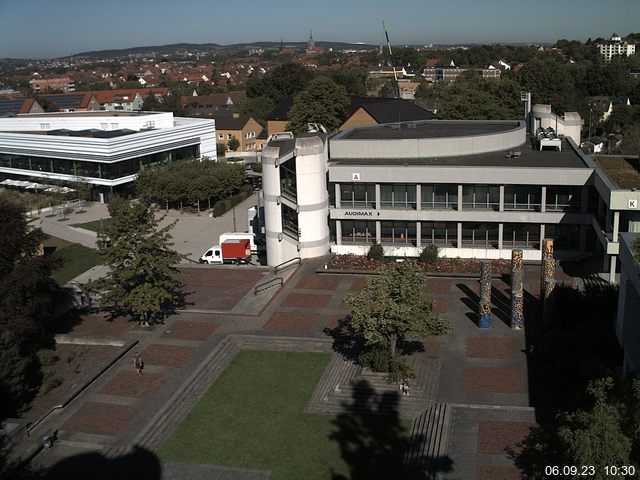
[{"xmin": 382, "ymin": 20, "xmax": 400, "ymax": 98}]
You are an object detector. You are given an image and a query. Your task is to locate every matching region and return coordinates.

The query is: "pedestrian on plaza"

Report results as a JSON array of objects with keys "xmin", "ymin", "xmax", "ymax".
[
  {"xmin": 404, "ymin": 381, "xmax": 410, "ymax": 396},
  {"xmin": 134, "ymin": 352, "xmax": 144, "ymax": 376},
  {"xmin": 399, "ymin": 381, "xmax": 406, "ymax": 395}
]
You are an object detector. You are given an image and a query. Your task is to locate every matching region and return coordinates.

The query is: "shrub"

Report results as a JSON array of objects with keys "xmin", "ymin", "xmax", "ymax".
[
  {"xmin": 37, "ymin": 349, "xmax": 59, "ymax": 367},
  {"xmin": 387, "ymin": 356, "xmax": 416, "ymax": 384},
  {"xmin": 419, "ymin": 245, "xmax": 438, "ymax": 264},
  {"xmin": 42, "ymin": 370, "xmax": 63, "ymax": 394},
  {"xmin": 367, "ymin": 241, "xmax": 384, "ymax": 262},
  {"xmin": 359, "ymin": 344, "xmax": 390, "ymax": 372}
]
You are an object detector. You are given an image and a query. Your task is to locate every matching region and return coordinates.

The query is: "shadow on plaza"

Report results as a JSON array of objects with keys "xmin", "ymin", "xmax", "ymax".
[
  {"xmin": 330, "ymin": 380, "xmax": 452, "ymax": 480},
  {"xmin": 456, "ymin": 281, "xmax": 512, "ymax": 328},
  {"xmin": 43, "ymin": 445, "xmax": 161, "ymax": 480}
]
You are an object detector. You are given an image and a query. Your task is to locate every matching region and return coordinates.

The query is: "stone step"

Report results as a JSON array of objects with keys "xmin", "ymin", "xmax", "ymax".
[
  {"xmin": 403, "ymin": 403, "xmax": 452, "ymax": 480},
  {"xmin": 234, "ymin": 335, "xmax": 332, "ymax": 353}
]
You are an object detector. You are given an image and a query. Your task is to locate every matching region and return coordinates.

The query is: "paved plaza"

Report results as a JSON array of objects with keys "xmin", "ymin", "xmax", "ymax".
[{"xmin": 25, "ymin": 255, "xmax": 571, "ymax": 480}]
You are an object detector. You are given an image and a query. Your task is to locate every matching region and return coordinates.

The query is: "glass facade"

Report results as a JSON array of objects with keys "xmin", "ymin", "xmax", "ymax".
[
  {"xmin": 545, "ymin": 224, "xmax": 580, "ymax": 250},
  {"xmin": 421, "ymin": 184, "xmax": 457, "ymax": 209},
  {"xmin": 341, "ymin": 220, "xmax": 376, "ymax": 244},
  {"xmin": 503, "ymin": 223, "xmax": 540, "ymax": 248},
  {"xmin": 421, "ymin": 222, "xmax": 457, "ymax": 246},
  {"xmin": 279, "ymin": 158, "xmax": 297, "ymax": 201},
  {"xmin": 340, "ymin": 183, "xmax": 375, "ymax": 208},
  {"xmin": 546, "ymin": 186, "xmax": 581, "ymax": 212},
  {"xmin": 282, "ymin": 204, "xmax": 298, "ymax": 238},
  {"xmin": 0, "ymin": 145, "xmax": 198, "ymax": 180},
  {"xmin": 504, "ymin": 185, "xmax": 542, "ymax": 211},
  {"xmin": 462, "ymin": 223, "xmax": 499, "ymax": 247},
  {"xmin": 380, "ymin": 221, "xmax": 416, "ymax": 244},
  {"xmin": 380, "ymin": 184, "xmax": 416, "ymax": 208},
  {"xmin": 462, "ymin": 184, "xmax": 500, "ymax": 210}
]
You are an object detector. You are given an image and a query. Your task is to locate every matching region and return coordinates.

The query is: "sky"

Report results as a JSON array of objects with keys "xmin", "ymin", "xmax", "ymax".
[{"xmin": 0, "ymin": 0, "xmax": 639, "ymax": 59}]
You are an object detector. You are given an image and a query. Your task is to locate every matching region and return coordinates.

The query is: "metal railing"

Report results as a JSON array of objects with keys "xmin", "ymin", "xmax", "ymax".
[
  {"xmin": 274, "ymin": 257, "xmax": 301, "ymax": 274},
  {"xmin": 254, "ymin": 277, "xmax": 283, "ymax": 294}
]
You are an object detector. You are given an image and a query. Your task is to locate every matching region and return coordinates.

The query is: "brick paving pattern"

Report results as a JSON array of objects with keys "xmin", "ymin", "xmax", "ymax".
[
  {"xmin": 64, "ymin": 314, "xmax": 132, "ymax": 336},
  {"xmin": 140, "ymin": 344, "xmax": 196, "ymax": 368},
  {"xmin": 263, "ymin": 311, "xmax": 319, "ymax": 331},
  {"xmin": 464, "ymin": 367, "xmax": 526, "ymax": 393},
  {"xmin": 99, "ymin": 371, "xmax": 169, "ymax": 398},
  {"xmin": 465, "ymin": 337, "xmax": 520, "ymax": 359},
  {"xmin": 280, "ymin": 292, "xmax": 333, "ymax": 308},
  {"xmin": 161, "ymin": 319, "xmax": 219, "ymax": 341},
  {"xmin": 475, "ymin": 464, "xmax": 522, "ymax": 480},
  {"xmin": 61, "ymin": 402, "xmax": 139, "ymax": 435},
  {"xmin": 179, "ymin": 268, "xmax": 265, "ymax": 310},
  {"xmin": 295, "ymin": 275, "xmax": 341, "ymax": 290},
  {"xmin": 477, "ymin": 421, "xmax": 535, "ymax": 455}
]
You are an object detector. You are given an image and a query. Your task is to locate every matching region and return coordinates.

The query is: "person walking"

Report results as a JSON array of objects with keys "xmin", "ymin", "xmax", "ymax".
[{"xmin": 134, "ymin": 352, "xmax": 144, "ymax": 376}]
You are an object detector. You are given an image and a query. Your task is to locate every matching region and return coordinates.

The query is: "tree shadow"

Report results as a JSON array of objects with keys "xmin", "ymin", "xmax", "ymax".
[
  {"xmin": 329, "ymin": 379, "xmax": 452, "ymax": 480},
  {"xmin": 43, "ymin": 445, "xmax": 161, "ymax": 480}
]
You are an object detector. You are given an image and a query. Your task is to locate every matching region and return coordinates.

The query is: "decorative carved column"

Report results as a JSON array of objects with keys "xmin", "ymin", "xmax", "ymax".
[
  {"xmin": 540, "ymin": 238, "xmax": 555, "ymax": 299},
  {"xmin": 543, "ymin": 278, "xmax": 557, "ymax": 327},
  {"xmin": 479, "ymin": 261, "xmax": 492, "ymax": 329},
  {"xmin": 511, "ymin": 249, "xmax": 524, "ymax": 330}
]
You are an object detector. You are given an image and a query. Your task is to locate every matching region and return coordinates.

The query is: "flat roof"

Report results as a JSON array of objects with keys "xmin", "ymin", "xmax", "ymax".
[
  {"xmin": 594, "ymin": 156, "xmax": 640, "ymax": 189},
  {"xmin": 330, "ymin": 138, "xmax": 589, "ymax": 169},
  {"xmin": 338, "ymin": 120, "xmax": 522, "ymax": 140},
  {"xmin": 16, "ymin": 111, "xmax": 159, "ymax": 118}
]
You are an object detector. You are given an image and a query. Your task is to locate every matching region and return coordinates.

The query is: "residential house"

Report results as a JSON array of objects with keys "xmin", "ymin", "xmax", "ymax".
[
  {"xmin": 39, "ymin": 92, "xmax": 101, "ymax": 112},
  {"xmin": 181, "ymin": 92, "xmax": 247, "ymax": 117},
  {"xmin": 588, "ymin": 96, "xmax": 631, "ymax": 122},
  {"xmin": 0, "ymin": 98, "xmax": 44, "ymax": 116},
  {"xmin": 29, "ymin": 76, "xmax": 75, "ymax": 93},
  {"xmin": 214, "ymin": 113, "xmax": 263, "ymax": 152}
]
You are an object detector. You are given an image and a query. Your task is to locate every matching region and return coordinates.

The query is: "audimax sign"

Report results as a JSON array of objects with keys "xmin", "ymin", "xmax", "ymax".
[{"xmin": 344, "ymin": 210, "xmax": 381, "ymax": 217}]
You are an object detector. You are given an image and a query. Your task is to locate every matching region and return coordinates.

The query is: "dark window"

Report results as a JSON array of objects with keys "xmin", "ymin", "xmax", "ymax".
[
  {"xmin": 380, "ymin": 184, "xmax": 416, "ymax": 208},
  {"xmin": 545, "ymin": 224, "xmax": 580, "ymax": 250},
  {"xmin": 279, "ymin": 157, "xmax": 297, "ymax": 201},
  {"xmin": 380, "ymin": 221, "xmax": 416, "ymax": 245},
  {"xmin": 545, "ymin": 186, "xmax": 581, "ymax": 212},
  {"xmin": 282, "ymin": 204, "xmax": 298, "ymax": 239},
  {"xmin": 462, "ymin": 185, "xmax": 499, "ymax": 210},
  {"xmin": 504, "ymin": 185, "xmax": 542, "ymax": 211},
  {"xmin": 461, "ymin": 222, "xmax": 499, "ymax": 247},
  {"xmin": 503, "ymin": 223, "xmax": 540, "ymax": 248},
  {"xmin": 340, "ymin": 183, "xmax": 375, "ymax": 208},
  {"xmin": 341, "ymin": 220, "xmax": 376, "ymax": 243},
  {"xmin": 421, "ymin": 184, "xmax": 457, "ymax": 209},
  {"xmin": 421, "ymin": 222, "xmax": 457, "ymax": 246}
]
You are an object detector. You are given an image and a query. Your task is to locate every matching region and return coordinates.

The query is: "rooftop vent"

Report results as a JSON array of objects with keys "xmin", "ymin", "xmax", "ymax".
[{"xmin": 536, "ymin": 127, "xmax": 561, "ymax": 151}]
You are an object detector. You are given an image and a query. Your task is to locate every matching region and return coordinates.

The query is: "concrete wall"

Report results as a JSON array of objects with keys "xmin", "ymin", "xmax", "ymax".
[
  {"xmin": 2, "ymin": 111, "xmax": 175, "ymax": 130},
  {"xmin": 530, "ymin": 105, "xmax": 583, "ymax": 144}
]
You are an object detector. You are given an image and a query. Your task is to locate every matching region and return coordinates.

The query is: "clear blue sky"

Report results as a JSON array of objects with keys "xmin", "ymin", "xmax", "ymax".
[{"xmin": 0, "ymin": 0, "xmax": 638, "ymax": 59}]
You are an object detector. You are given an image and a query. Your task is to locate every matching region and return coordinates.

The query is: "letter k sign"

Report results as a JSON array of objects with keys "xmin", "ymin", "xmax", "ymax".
[{"xmin": 629, "ymin": 199, "xmax": 638, "ymax": 209}]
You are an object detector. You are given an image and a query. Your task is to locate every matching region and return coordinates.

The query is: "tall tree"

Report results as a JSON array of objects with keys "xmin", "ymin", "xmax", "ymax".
[
  {"xmin": 0, "ymin": 201, "xmax": 57, "ymax": 416},
  {"xmin": 286, "ymin": 77, "xmax": 350, "ymax": 134},
  {"xmin": 345, "ymin": 261, "xmax": 450, "ymax": 360},
  {"xmin": 246, "ymin": 63, "xmax": 314, "ymax": 101},
  {"xmin": 87, "ymin": 199, "xmax": 185, "ymax": 326}
]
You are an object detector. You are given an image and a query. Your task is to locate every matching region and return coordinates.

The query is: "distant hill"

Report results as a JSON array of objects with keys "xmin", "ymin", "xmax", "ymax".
[{"xmin": 68, "ymin": 41, "xmax": 379, "ymax": 59}]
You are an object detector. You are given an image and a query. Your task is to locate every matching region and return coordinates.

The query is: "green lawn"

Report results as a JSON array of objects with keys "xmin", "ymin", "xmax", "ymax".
[
  {"xmin": 72, "ymin": 217, "xmax": 112, "ymax": 233},
  {"xmin": 45, "ymin": 237, "xmax": 102, "ymax": 285},
  {"xmin": 159, "ymin": 350, "xmax": 410, "ymax": 480}
]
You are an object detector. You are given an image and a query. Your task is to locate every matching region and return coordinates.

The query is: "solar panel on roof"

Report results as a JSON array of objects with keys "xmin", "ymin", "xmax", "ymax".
[
  {"xmin": 42, "ymin": 94, "xmax": 85, "ymax": 109},
  {"xmin": 0, "ymin": 99, "xmax": 26, "ymax": 115}
]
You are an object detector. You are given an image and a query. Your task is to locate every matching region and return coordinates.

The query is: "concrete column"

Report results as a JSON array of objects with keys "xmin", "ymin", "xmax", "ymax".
[
  {"xmin": 613, "ymin": 211, "xmax": 620, "ymax": 240},
  {"xmin": 540, "ymin": 186, "xmax": 546, "ymax": 213},
  {"xmin": 335, "ymin": 183, "xmax": 341, "ymax": 209},
  {"xmin": 375, "ymin": 184, "xmax": 381, "ymax": 210},
  {"xmin": 498, "ymin": 223, "xmax": 504, "ymax": 250},
  {"xmin": 457, "ymin": 222, "xmax": 462, "ymax": 248},
  {"xmin": 416, "ymin": 184, "xmax": 421, "ymax": 211},
  {"xmin": 499, "ymin": 185, "xmax": 505, "ymax": 212},
  {"xmin": 540, "ymin": 225, "xmax": 545, "ymax": 250},
  {"xmin": 609, "ymin": 255, "xmax": 617, "ymax": 284},
  {"xmin": 416, "ymin": 221, "xmax": 421, "ymax": 248},
  {"xmin": 336, "ymin": 220, "xmax": 342, "ymax": 246},
  {"xmin": 457, "ymin": 184, "xmax": 463, "ymax": 211},
  {"xmin": 541, "ymin": 238, "xmax": 555, "ymax": 296},
  {"xmin": 581, "ymin": 186, "xmax": 589, "ymax": 213},
  {"xmin": 376, "ymin": 221, "xmax": 381, "ymax": 243}
]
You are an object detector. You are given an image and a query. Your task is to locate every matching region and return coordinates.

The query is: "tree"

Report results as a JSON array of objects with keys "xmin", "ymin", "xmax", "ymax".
[
  {"xmin": 331, "ymin": 67, "xmax": 368, "ymax": 97},
  {"xmin": 238, "ymin": 95, "xmax": 275, "ymax": 127},
  {"xmin": 345, "ymin": 261, "xmax": 450, "ymax": 361},
  {"xmin": 0, "ymin": 201, "xmax": 57, "ymax": 416},
  {"xmin": 246, "ymin": 63, "xmax": 314, "ymax": 101},
  {"xmin": 227, "ymin": 135, "xmax": 240, "ymax": 152},
  {"xmin": 87, "ymin": 199, "xmax": 185, "ymax": 326},
  {"xmin": 286, "ymin": 77, "xmax": 350, "ymax": 134}
]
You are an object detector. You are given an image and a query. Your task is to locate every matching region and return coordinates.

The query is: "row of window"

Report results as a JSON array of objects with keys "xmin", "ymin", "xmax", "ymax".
[
  {"xmin": 336, "ymin": 183, "xmax": 582, "ymax": 212},
  {"xmin": 0, "ymin": 145, "xmax": 198, "ymax": 180},
  {"xmin": 338, "ymin": 220, "xmax": 585, "ymax": 250}
]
